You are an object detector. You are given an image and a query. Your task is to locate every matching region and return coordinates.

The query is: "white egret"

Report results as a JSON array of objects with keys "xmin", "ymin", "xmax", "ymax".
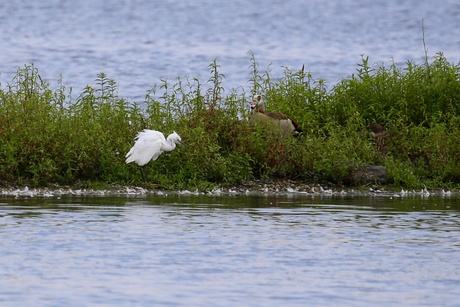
[
  {"xmin": 250, "ymin": 94, "xmax": 302, "ymax": 138},
  {"xmin": 125, "ymin": 129, "xmax": 187, "ymax": 182}
]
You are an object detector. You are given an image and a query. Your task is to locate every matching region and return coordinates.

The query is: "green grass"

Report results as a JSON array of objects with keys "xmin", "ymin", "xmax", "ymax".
[{"xmin": 1, "ymin": 52, "xmax": 460, "ymax": 190}]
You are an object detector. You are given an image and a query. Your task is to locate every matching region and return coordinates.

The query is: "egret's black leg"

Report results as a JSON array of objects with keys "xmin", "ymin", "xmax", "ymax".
[{"xmin": 140, "ymin": 165, "xmax": 148, "ymax": 182}]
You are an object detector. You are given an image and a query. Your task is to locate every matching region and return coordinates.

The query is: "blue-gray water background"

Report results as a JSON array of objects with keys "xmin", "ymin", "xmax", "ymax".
[{"xmin": 1, "ymin": 0, "xmax": 460, "ymax": 101}]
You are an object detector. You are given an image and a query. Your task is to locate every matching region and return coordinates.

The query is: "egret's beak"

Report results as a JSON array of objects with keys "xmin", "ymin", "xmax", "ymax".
[{"xmin": 178, "ymin": 140, "xmax": 189, "ymax": 148}]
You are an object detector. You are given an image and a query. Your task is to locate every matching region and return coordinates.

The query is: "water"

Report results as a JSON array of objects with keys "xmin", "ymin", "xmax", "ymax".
[
  {"xmin": 1, "ymin": 194, "xmax": 460, "ymax": 306},
  {"xmin": 1, "ymin": 0, "xmax": 460, "ymax": 101}
]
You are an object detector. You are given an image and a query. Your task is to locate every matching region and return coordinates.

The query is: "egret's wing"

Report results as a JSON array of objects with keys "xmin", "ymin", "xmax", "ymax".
[
  {"xmin": 126, "ymin": 130, "xmax": 166, "ymax": 166},
  {"xmin": 136, "ymin": 130, "xmax": 165, "ymax": 143},
  {"xmin": 126, "ymin": 138, "xmax": 163, "ymax": 166}
]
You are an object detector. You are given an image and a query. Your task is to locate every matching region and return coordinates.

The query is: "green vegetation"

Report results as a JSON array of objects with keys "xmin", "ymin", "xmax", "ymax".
[{"xmin": 1, "ymin": 51, "xmax": 460, "ymax": 190}]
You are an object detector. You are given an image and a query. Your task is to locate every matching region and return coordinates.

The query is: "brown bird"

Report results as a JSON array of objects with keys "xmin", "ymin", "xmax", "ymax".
[
  {"xmin": 250, "ymin": 94, "xmax": 302, "ymax": 139},
  {"xmin": 369, "ymin": 123, "xmax": 388, "ymax": 155}
]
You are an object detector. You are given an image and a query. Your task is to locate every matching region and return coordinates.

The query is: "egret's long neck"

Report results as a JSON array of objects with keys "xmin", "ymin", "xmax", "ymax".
[{"xmin": 163, "ymin": 140, "xmax": 177, "ymax": 152}]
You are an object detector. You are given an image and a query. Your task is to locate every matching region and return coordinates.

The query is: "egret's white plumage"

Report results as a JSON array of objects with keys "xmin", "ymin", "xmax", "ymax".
[{"xmin": 125, "ymin": 129, "xmax": 186, "ymax": 181}]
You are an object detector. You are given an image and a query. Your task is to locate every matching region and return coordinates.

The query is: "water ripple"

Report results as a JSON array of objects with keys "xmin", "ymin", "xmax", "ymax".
[{"xmin": 1, "ymin": 196, "xmax": 459, "ymax": 306}]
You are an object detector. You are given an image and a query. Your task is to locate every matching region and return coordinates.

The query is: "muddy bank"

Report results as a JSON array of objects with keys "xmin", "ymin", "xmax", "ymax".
[{"xmin": 0, "ymin": 179, "xmax": 456, "ymax": 198}]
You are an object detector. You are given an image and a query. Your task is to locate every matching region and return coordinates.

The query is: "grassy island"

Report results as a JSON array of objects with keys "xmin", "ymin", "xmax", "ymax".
[{"xmin": 1, "ymin": 52, "xmax": 460, "ymax": 191}]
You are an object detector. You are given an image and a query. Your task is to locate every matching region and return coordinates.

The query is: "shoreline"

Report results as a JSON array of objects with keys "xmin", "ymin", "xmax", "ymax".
[{"xmin": 0, "ymin": 179, "xmax": 456, "ymax": 198}]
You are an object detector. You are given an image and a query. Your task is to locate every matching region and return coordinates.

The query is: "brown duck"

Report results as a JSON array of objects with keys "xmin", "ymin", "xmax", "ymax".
[{"xmin": 250, "ymin": 94, "xmax": 302, "ymax": 139}]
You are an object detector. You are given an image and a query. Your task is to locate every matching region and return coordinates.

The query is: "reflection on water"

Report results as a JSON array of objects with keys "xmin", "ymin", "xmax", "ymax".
[{"xmin": 1, "ymin": 194, "xmax": 460, "ymax": 306}]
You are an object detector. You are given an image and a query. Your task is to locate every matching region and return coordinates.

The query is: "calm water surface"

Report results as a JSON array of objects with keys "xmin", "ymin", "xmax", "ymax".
[
  {"xmin": 1, "ymin": 0, "xmax": 460, "ymax": 101},
  {"xmin": 1, "ymin": 194, "xmax": 459, "ymax": 306}
]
